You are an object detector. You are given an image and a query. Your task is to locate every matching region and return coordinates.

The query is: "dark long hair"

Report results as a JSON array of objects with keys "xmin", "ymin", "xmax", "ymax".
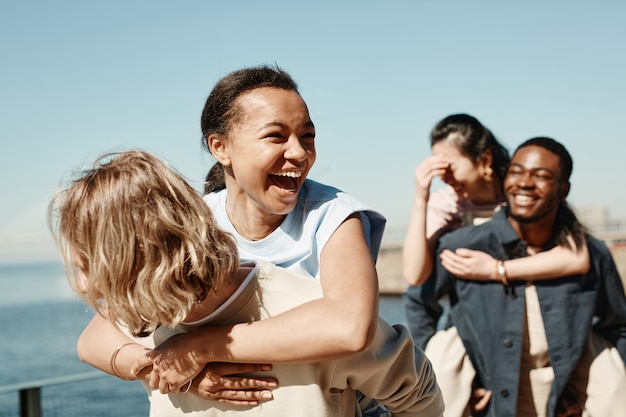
[{"xmin": 431, "ymin": 114, "xmax": 510, "ymax": 183}]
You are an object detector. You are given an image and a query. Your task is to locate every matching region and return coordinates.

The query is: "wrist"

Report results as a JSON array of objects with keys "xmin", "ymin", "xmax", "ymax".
[
  {"xmin": 190, "ymin": 326, "xmax": 227, "ymax": 362},
  {"xmin": 495, "ymin": 260, "xmax": 509, "ymax": 285},
  {"xmin": 111, "ymin": 343, "xmax": 148, "ymax": 380},
  {"xmin": 411, "ymin": 197, "xmax": 428, "ymax": 210}
]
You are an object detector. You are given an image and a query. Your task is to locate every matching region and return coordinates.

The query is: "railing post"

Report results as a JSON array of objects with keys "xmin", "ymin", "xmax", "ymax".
[{"xmin": 20, "ymin": 387, "xmax": 42, "ymax": 417}]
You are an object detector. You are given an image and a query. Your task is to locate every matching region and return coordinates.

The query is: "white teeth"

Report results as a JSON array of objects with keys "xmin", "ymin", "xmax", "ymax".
[
  {"xmin": 514, "ymin": 195, "xmax": 533, "ymax": 203},
  {"xmin": 271, "ymin": 171, "xmax": 301, "ymax": 178}
]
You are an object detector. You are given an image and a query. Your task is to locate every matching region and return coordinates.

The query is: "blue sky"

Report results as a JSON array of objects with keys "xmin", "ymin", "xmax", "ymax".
[{"xmin": 2, "ymin": 1, "xmax": 625, "ymax": 262}]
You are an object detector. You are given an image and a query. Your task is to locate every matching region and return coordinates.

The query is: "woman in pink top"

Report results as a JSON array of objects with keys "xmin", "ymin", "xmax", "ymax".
[{"xmin": 402, "ymin": 114, "xmax": 590, "ymax": 416}]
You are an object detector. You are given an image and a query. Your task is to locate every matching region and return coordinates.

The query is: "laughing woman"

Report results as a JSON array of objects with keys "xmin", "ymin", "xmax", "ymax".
[{"xmin": 75, "ymin": 66, "xmax": 391, "ymax": 416}]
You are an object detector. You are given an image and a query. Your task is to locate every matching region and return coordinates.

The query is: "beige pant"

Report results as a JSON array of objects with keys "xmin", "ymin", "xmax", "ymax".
[
  {"xmin": 425, "ymin": 326, "xmax": 626, "ymax": 417},
  {"xmin": 571, "ymin": 331, "xmax": 626, "ymax": 417},
  {"xmin": 424, "ymin": 327, "xmax": 474, "ymax": 417}
]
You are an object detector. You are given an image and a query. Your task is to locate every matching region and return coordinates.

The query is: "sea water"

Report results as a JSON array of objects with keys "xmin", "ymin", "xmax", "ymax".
[
  {"xmin": 0, "ymin": 261, "xmax": 149, "ymax": 416},
  {"xmin": 0, "ymin": 261, "xmax": 407, "ymax": 416}
]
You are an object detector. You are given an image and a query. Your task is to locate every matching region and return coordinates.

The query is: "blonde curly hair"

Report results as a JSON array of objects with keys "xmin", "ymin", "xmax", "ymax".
[{"xmin": 49, "ymin": 150, "xmax": 239, "ymax": 337}]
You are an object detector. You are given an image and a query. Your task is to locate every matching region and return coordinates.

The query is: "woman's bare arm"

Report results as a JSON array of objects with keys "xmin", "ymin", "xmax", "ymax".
[
  {"xmin": 402, "ymin": 197, "xmax": 434, "ymax": 286},
  {"xmin": 77, "ymin": 312, "xmax": 148, "ymax": 380},
  {"xmin": 402, "ymin": 157, "xmax": 449, "ymax": 285},
  {"xmin": 440, "ymin": 238, "xmax": 590, "ymax": 281},
  {"xmin": 136, "ymin": 214, "xmax": 381, "ymax": 391},
  {"xmin": 78, "ymin": 307, "xmax": 278, "ymax": 399}
]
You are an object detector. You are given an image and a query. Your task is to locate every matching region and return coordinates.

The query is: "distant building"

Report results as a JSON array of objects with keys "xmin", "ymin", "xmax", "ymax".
[{"xmin": 574, "ymin": 205, "xmax": 609, "ymax": 230}]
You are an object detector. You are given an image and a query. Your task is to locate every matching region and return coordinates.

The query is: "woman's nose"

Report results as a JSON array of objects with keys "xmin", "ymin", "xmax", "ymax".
[{"xmin": 284, "ymin": 135, "xmax": 308, "ymax": 161}]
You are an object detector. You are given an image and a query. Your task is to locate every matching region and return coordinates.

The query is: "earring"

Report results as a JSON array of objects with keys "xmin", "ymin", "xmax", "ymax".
[{"xmin": 483, "ymin": 167, "xmax": 493, "ymax": 181}]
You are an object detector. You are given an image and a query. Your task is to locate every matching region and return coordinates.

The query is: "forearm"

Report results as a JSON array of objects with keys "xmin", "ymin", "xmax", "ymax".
[
  {"xmin": 504, "ymin": 243, "xmax": 589, "ymax": 281},
  {"xmin": 185, "ymin": 293, "xmax": 377, "ymax": 364},
  {"xmin": 137, "ymin": 215, "xmax": 381, "ymax": 389},
  {"xmin": 191, "ymin": 218, "xmax": 379, "ymax": 364},
  {"xmin": 402, "ymin": 199, "xmax": 433, "ymax": 286},
  {"xmin": 78, "ymin": 313, "xmax": 147, "ymax": 380}
]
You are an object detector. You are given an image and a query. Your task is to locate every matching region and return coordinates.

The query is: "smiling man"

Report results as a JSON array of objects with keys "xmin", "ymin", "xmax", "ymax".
[{"xmin": 410, "ymin": 137, "xmax": 626, "ymax": 417}]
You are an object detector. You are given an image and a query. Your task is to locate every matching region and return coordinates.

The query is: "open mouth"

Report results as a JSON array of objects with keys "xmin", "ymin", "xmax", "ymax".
[
  {"xmin": 512, "ymin": 194, "xmax": 535, "ymax": 205},
  {"xmin": 269, "ymin": 171, "xmax": 301, "ymax": 192}
]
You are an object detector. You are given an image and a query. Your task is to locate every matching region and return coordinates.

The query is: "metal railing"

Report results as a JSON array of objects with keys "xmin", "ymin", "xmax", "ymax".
[
  {"xmin": 0, "ymin": 371, "xmax": 148, "ymax": 417},
  {"xmin": 0, "ymin": 372, "xmax": 106, "ymax": 417}
]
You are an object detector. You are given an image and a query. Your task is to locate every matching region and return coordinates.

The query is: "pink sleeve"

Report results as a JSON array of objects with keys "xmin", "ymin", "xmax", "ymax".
[{"xmin": 426, "ymin": 186, "xmax": 461, "ymax": 238}]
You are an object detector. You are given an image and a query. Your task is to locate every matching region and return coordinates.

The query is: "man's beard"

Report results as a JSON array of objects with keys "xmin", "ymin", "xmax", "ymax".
[
  {"xmin": 509, "ymin": 212, "xmax": 543, "ymax": 224},
  {"xmin": 508, "ymin": 199, "xmax": 561, "ymax": 225}
]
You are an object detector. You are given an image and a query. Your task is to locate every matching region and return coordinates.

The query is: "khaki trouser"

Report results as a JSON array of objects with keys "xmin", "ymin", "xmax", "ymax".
[
  {"xmin": 424, "ymin": 327, "xmax": 474, "ymax": 417},
  {"xmin": 571, "ymin": 331, "xmax": 626, "ymax": 417}
]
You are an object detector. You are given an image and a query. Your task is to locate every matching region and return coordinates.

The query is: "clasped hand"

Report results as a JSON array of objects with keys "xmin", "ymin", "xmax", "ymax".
[
  {"xmin": 440, "ymin": 248, "xmax": 498, "ymax": 280},
  {"xmin": 131, "ymin": 332, "xmax": 277, "ymax": 404}
]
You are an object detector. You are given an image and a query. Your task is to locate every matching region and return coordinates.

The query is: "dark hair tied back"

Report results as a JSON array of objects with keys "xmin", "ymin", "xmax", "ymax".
[{"xmin": 431, "ymin": 114, "xmax": 510, "ymax": 182}]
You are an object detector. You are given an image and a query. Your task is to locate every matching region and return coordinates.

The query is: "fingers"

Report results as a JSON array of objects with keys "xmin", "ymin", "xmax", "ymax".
[
  {"xmin": 198, "ymin": 388, "xmax": 275, "ymax": 405},
  {"xmin": 440, "ymin": 250, "xmax": 465, "ymax": 275},
  {"xmin": 131, "ymin": 351, "xmax": 154, "ymax": 377},
  {"xmin": 414, "ymin": 156, "xmax": 450, "ymax": 189},
  {"xmin": 196, "ymin": 376, "xmax": 277, "ymax": 404},
  {"xmin": 453, "ymin": 248, "xmax": 473, "ymax": 257},
  {"xmin": 206, "ymin": 362, "xmax": 272, "ymax": 375},
  {"xmin": 198, "ymin": 370, "xmax": 278, "ymax": 392},
  {"xmin": 206, "ymin": 375, "xmax": 278, "ymax": 391},
  {"xmin": 194, "ymin": 363, "xmax": 278, "ymax": 402},
  {"xmin": 471, "ymin": 388, "xmax": 492, "ymax": 412}
]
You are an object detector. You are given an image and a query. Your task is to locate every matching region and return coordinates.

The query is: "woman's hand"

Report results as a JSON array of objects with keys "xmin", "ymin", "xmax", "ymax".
[
  {"xmin": 132, "ymin": 330, "xmax": 214, "ymax": 393},
  {"xmin": 192, "ymin": 363, "xmax": 277, "ymax": 405},
  {"xmin": 413, "ymin": 155, "xmax": 449, "ymax": 203},
  {"xmin": 440, "ymin": 248, "xmax": 498, "ymax": 281},
  {"xmin": 469, "ymin": 387, "xmax": 492, "ymax": 413}
]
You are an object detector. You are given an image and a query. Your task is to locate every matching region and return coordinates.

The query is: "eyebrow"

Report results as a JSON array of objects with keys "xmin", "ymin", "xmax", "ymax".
[{"xmin": 261, "ymin": 120, "xmax": 315, "ymax": 130}]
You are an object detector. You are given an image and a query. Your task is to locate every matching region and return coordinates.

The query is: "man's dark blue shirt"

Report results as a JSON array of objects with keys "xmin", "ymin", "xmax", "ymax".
[{"xmin": 404, "ymin": 208, "xmax": 626, "ymax": 417}]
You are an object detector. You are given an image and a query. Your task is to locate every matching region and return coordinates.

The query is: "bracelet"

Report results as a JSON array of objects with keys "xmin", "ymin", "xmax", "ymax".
[
  {"xmin": 181, "ymin": 379, "xmax": 193, "ymax": 393},
  {"xmin": 110, "ymin": 342, "xmax": 136, "ymax": 380},
  {"xmin": 496, "ymin": 260, "xmax": 510, "ymax": 286}
]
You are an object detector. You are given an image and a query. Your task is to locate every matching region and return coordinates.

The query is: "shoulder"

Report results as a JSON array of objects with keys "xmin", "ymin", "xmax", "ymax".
[
  {"xmin": 426, "ymin": 185, "xmax": 463, "ymax": 236},
  {"xmin": 203, "ymin": 188, "xmax": 226, "ymax": 209},
  {"xmin": 297, "ymin": 179, "xmax": 386, "ymax": 258},
  {"xmin": 586, "ymin": 234, "xmax": 610, "ymax": 252},
  {"xmin": 585, "ymin": 234, "xmax": 615, "ymax": 262},
  {"xmin": 298, "ymin": 179, "xmax": 385, "ymax": 226},
  {"xmin": 428, "ymin": 185, "xmax": 459, "ymax": 212},
  {"xmin": 300, "ymin": 179, "xmax": 363, "ymax": 209}
]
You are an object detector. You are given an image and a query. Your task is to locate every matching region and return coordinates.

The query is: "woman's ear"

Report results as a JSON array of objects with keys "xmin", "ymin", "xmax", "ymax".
[
  {"xmin": 479, "ymin": 149, "xmax": 494, "ymax": 181},
  {"xmin": 207, "ymin": 134, "xmax": 231, "ymax": 166}
]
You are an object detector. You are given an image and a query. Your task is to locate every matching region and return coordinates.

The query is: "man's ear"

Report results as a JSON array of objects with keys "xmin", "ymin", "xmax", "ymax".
[
  {"xmin": 208, "ymin": 134, "xmax": 231, "ymax": 166},
  {"xmin": 561, "ymin": 181, "xmax": 571, "ymax": 200}
]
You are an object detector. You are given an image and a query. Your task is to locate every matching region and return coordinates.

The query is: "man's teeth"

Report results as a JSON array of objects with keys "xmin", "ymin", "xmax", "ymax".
[
  {"xmin": 515, "ymin": 195, "xmax": 533, "ymax": 203},
  {"xmin": 271, "ymin": 171, "xmax": 301, "ymax": 178}
]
